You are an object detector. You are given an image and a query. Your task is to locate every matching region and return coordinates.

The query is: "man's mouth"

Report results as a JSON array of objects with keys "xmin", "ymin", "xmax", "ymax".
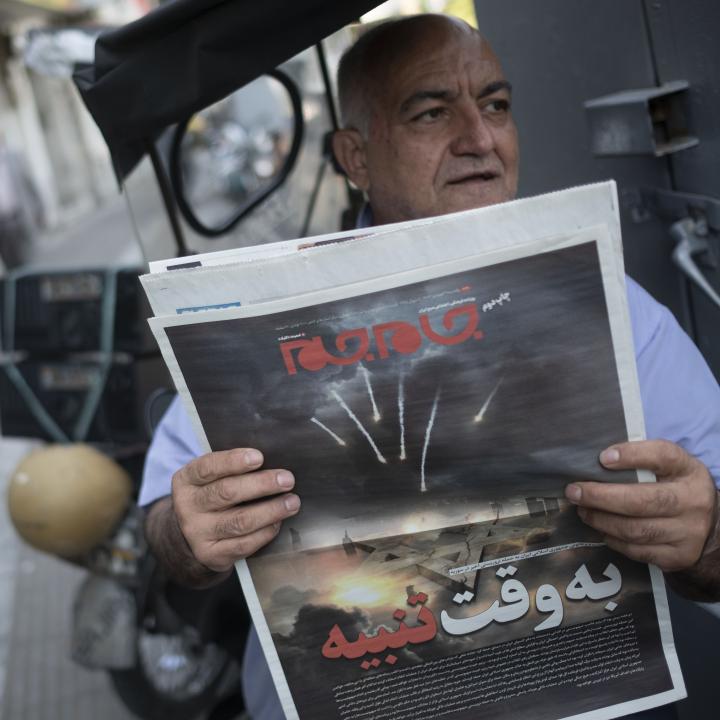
[{"xmin": 447, "ymin": 171, "xmax": 499, "ymax": 185}]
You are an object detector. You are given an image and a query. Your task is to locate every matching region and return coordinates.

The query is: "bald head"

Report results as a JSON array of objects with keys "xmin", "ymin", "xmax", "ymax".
[
  {"xmin": 332, "ymin": 13, "xmax": 518, "ymax": 224},
  {"xmin": 338, "ymin": 14, "xmax": 486, "ymax": 135}
]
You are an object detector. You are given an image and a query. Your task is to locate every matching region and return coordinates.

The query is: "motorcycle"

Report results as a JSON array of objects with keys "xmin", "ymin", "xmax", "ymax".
[{"xmin": 5, "ymin": 386, "xmax": 250, "ymax": 719}]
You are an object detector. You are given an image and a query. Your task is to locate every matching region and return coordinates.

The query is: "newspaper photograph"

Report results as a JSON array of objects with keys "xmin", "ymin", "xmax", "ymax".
[{"xmin": 149, "ymin": 221, "xmax": 684, "ymax": 719}]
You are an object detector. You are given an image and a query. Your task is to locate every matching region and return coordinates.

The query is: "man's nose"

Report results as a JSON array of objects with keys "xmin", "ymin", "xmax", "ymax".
[{"xmin": 450, "ymin": 105, "xmax": 496, "ymax": 156}]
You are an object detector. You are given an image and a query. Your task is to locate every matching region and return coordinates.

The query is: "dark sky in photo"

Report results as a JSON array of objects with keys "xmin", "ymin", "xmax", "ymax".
[{"xmin": 167, "ymin": 241, "xmax": 635, "ymax": 553}]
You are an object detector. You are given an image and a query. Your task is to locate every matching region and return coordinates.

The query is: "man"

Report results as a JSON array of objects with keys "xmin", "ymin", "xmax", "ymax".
[{"xmin": 142, "ymin": 14, "xmax": 720, "ymax": 719}]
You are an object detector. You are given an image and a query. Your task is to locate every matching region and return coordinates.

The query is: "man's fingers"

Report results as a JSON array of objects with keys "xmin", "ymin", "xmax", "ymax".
[
  {"xmin": 213, "ymin": 494, "xmax": 301, "ymax": 541},
  {"xmin": 196, "ymin": 469, "xmax": 295, "ymax": 511},
  {"xmin": 196, "ymin": 523, "xmax": 282, "ymax": 571},
  {"xmin": 563, "ymin": 439, "xmax": 717, "ymax": 573},
  {"xmin": 182, "ymin": 448, "xmax": 264, "ymax": 486},
  {"xmin": 215, "ymin": 522, "xmax": 283, "ymax": 565},
  {"xmin": 565, "ymin": 480, "xmax": 680, "ymax": 518},
  {"xmin": 598, "ymin": 440, "xmax": 694, "ymax": 479},
  {"xmin": 577, "ymin": 507, "xmax": 686, "ymax": 546},
  {"xmin": 602, "ymin": 538, "xmax": 682, "ymax": 571}
]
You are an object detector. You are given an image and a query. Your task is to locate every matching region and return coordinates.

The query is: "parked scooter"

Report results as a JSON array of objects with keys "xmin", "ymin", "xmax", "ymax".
[{"xmin": 6, "ymin": 395, "xmax": 250, "ymax": 720}]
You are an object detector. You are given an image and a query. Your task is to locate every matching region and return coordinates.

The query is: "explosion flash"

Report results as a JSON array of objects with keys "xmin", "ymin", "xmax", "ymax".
[
  {"xmin": 310, "ymin": 417, "xmax": 346, "ymax": 446},
  {"xmin": 474, "ymin": 376, "xmax": 504, "ymax": 423},
  {"xmin": 360, "ymin": 365, "xmax": 381, "ymax": 422},
  {"xmin": 331, "ymin": 390, "xmax": 387, "ymax": 464},
  {"xmin": 398, "ymin": 374, "xmax": 406, "ymax": 461},
  {"xmin": 420, "ymin": 388, "xmax": 440, "ymax": 492}
]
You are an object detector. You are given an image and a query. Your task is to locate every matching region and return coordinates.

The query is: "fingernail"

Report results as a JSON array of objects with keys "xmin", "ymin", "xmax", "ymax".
[
  {"xmin": 565, "ymin": 484, "xmax": 582, "ymax": 504},
  {"xmin": 284, "ymin": 494, "xmax": 301, "ymax": 512},
  {"xmin": 276, "ymin": 471, "xmax": 294, "ymax": 489},
  {"xmin": 600, "ymin": 447, "xmax": 620, "ymax": 466},
  {"xmin": 245, "ymin": 449, "xmax": 262, "ymax": 466}
]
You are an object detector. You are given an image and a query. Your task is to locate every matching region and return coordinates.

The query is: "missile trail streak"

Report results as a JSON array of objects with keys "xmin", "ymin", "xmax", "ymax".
[
  {"xmin": 398, "ymin": 375, "xmax": 406, "ymax": 461},
  {"xmin": 310, "ymin": 417, "xmax": 346, "ymax": 446},
  {"xmin": 331, "ymin": 390, "xmax": 387, "ymax": 464},
  {"xmin": 360, "ymin": 366, "xmax": 381, "ymax": 421},
  {"xmin": 420, "ymin": 389, "xmax": 440, "ymax": 492},
  {"xmin": 474, "ymin": 376, "xmax": 504, "ymax": 423}
]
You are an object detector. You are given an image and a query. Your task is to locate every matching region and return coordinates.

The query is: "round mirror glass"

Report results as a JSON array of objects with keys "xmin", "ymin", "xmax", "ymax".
[{"xmin": 175, "ymin": 75, "xmax": 296, "ymax": 232}]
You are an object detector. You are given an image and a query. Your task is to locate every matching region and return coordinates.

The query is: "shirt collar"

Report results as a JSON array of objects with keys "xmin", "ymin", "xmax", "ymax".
[{"xmin": 355, "ymin": 203, "xmax": 374, "ymax": 229}]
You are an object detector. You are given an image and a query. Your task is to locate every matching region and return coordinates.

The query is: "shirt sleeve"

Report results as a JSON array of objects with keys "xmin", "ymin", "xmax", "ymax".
[
  {"xmin": 627, "ymin": 276, "xmax": 720, "ymax": 487},
  {"xmin": 138, "ymin": 395, "xmax": 204, "ymax": 507}
]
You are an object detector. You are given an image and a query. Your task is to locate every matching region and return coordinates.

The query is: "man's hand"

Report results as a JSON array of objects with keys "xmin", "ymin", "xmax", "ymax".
[
  {"xmin": 565, "ymin": 440, "xmax": 720, "ymax": 573},
  {"xmin": 145, "ymin": 448, "xmax": 300, "ymax": 589},
  {"xmin": 171, "ymin": 448, "xmax": 300, "ymax": 574}
]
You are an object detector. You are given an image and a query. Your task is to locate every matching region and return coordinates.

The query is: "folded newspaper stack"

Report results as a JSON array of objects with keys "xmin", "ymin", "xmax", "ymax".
[{"xmin": 142, "ymin": 182, "xmax": 685, "ymax": 720}]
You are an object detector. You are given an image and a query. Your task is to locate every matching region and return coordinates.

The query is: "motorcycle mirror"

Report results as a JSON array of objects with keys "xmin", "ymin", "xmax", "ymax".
[{"xmin": 168, "ymin": 70, "xmax": 304, "ymax": 238}]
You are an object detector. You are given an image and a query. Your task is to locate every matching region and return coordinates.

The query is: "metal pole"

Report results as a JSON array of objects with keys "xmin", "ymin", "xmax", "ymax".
[{"xmin": 146, "ymin": 140, "xmax": 191, "ymax": 257}]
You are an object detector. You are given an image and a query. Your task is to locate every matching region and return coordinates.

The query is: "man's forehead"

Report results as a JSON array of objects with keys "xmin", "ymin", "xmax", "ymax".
[
  {"xmin": 395, "ymin": 53, "xmax": 502, "ymax": 90},
  {"xmin": 375, "ymin": 32, "xmax": 503, "ymax": 106},
  {"xmin": 377, "ymin": 20, "xmax": 488, "ymax": 71}
]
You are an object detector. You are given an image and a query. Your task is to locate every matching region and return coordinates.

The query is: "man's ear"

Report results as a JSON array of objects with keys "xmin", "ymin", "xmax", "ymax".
[{"xmin": 332, "ymin": 129, "xmax": 370, "ymax": 192}]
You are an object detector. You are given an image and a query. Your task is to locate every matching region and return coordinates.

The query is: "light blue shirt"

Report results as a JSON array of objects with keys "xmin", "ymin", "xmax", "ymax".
[{"xmin": 140, "ymin": 276, "xmax": 720, "ymax": 719}]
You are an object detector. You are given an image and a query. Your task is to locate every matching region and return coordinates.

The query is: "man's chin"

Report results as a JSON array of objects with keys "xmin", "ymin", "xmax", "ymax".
[{"xmin": 439, "ymin": 182, "xmax": 514, "ymax": 214}]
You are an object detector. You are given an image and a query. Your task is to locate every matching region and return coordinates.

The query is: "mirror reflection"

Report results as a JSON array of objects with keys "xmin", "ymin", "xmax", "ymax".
[{"xmin": 177, "ymin": 76, "xmax": 294, "ymax": 230}]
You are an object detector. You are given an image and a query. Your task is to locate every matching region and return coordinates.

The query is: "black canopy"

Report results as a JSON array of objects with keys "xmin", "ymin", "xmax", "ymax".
[{"xmin": 73, "ymin": 0, "xmax": 381, "ymax": 179}]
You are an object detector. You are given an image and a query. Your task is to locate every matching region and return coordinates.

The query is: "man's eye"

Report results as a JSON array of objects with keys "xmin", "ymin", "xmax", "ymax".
[
  {"xmin": 413, "ymin": 106, "xmax": 446, "ymax": 122},
  {"xmin": 484, "ymin": 99, "xmax": 511, "ymax": 114}
]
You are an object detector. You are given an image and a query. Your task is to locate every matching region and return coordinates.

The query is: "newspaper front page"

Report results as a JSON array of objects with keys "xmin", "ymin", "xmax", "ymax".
[{"xmin": 146, "ymin": 186, "xmax": 685, "ymax": 720}]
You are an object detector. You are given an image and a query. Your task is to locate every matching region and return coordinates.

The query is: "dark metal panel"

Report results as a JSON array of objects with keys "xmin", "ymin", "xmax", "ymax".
[
  {"xmin": 644, "ymin": 0, "xmax": 720, "ymax": 381},
  {"xmin": 471, "ymin": 10, "xmax": 719, "ymax": 719},
  {"xmin": 473, "ymin": 0, "xmax": 685, "ymax": 317},
  {"xmin": 645, "ymin": 0, "xmax": 720, "ymax": 195}
]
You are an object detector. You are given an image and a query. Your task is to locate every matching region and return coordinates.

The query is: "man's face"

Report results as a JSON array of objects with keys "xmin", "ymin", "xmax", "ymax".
[{"xmin": 351, "ymin": 23, "xmax": 519, "ymax": 225}]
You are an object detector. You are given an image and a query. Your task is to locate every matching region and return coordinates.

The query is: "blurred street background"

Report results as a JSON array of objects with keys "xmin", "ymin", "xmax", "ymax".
[
  {"xmin": 0, "ymin": 1, "xmax": 158, "ymax": 716},
  {"xmin": 0, "ymin": 0, "xmax": 158, "ymax": 714}
]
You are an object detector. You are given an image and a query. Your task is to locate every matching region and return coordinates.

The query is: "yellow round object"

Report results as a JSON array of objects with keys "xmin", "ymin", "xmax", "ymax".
[{"xmin": 7, "ymin": 444, "xmax": 132, "ymax": 558}]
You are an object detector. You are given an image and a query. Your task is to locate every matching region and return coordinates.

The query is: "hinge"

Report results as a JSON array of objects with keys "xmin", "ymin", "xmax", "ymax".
[
  {"xmin": 627, "ymin": 187, "xmax": 720, "ymax": 232},
  {"xmin": 624, "ymin": 187, "xmax": 720, "ymax": 311},
  {"xmin": 584, "ymin": 80, "xmax": 698, "ymax": 157}
]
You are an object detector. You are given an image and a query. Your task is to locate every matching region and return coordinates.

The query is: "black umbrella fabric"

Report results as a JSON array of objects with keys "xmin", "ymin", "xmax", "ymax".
[{"xmin": 74, "ymin": 0, "xmax": 381, "ymax": 179}]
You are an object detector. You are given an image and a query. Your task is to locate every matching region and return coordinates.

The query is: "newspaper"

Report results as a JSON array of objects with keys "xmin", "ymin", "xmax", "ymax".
[
  {"xmin": 141, "ymin": 182, "xmax": 622, "ymax": 317},
  {"xmin": 145, "ymin": 184, "xmax": 685, "ymax": 720}
]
